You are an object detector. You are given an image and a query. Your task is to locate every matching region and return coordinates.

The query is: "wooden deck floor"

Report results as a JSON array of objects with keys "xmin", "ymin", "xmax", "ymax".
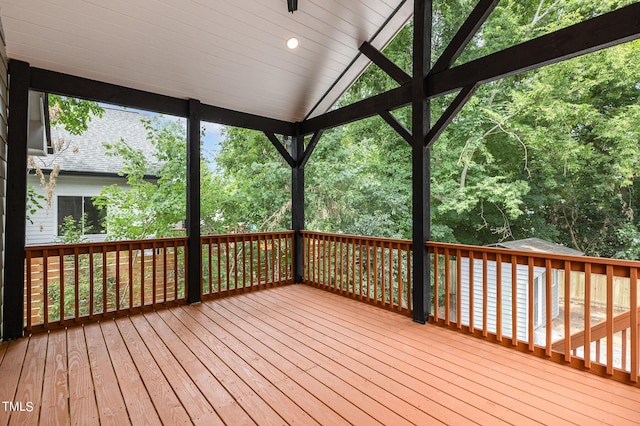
[{"xmin": 1, "ymin": 284, "xmax": 639, "ymax": 425}]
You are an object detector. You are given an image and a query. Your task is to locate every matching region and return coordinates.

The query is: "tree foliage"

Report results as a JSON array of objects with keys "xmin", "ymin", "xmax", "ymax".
[
  {"xmin": 90, "ymin": 1, "xmax": 640, "ymax": 260},
  {"xmin": 206, "ymin": 0, "xmax": 640, "ymax": 259}
]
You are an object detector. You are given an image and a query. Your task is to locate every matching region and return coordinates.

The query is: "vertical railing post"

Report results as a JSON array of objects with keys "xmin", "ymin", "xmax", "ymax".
[
  {"xmin": 186, "ymin": 99, "xmax": 201, "ymax": 303},
  {"xmin": 411, "ymin": 0, "xmax": 432, "ymax": 323},
  {"xmin": 3, "ymin": 60, "xmax": 30, "ymax": 340},
  {"xmin": 292, "ymin": 133, "xmax": 305, "ymax": 283}
]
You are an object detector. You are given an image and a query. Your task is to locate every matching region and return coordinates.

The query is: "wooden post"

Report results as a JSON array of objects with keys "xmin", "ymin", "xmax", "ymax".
[
  {"xmin": 292, "ymin": 133, "xmax": 304, "ymax": 283},
  {"xmin": 3, "ymin": 60, "xmax": 30, "ymax": 339},
  {"xmin": 186, "ymin": 99, "xmax": 201, "ymax": 303},
  {"xmin": 411, "ymin": 0, "xmax": 432, "ymax": 324}
]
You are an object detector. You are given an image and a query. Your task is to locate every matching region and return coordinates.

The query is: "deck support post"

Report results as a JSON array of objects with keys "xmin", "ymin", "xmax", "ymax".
[
  {"xmin": 411, "ymin": 0, "xmax": 432, "ymax": 324},
  {"xmin": 3, "ymin": 60, "xmax": 30, "ymax": 340},
  {"xmin": 291, "ymin": 132, "xmax": 305, "ymax": 283},
  {"xmin": 186, "ymin": 99, "xmax": 202, "ymax": 303}
]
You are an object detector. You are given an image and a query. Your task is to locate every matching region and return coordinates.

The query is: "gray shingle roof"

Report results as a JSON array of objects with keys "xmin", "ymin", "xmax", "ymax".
[
  {"xmin": 36, "ymin": 107, "xmax": 162, "ymax": 176},
  {"xmin": 489, "ymin": 237, "xmax": 584, "ymax": 256}
]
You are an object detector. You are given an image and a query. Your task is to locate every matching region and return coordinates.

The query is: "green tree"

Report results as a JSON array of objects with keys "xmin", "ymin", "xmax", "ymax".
[{"xmin": 96, "ymin": 117, "xmax": 218, "ymax": 240}]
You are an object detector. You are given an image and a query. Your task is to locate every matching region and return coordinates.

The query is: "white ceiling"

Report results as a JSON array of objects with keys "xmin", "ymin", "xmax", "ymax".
[{"xmin": 0, "ymin": 0, "xmax": 412, "ymax": 122}]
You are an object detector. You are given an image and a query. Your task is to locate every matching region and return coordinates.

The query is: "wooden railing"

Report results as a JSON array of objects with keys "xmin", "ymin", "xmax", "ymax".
[
  {"xmin": 25, "ymin": 237, "xmax": 188, "ymax": 332},
  {"xmin": 428, "ymin": 242, "xmax": 640, "ymax": 384},
  {"xmin": 301, "ymin": 231, "xmax": 412, "ymax": 316},
  {"xmin": 200, "ymin": 231, "xmax": 294, "ymax": 299}
]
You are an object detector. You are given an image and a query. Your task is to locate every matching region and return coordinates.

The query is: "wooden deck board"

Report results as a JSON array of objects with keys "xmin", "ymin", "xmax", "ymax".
[
  {"xmin": 8, "ymin": 334, "xmax": 47, "ymax": 426},
  {"xmin": 39, "ymin": 329, "xmax": 69, "ymax": 426},
  {"xmin": 113, "ymin": 317, "xmax": 192, "ymax": 425},
  {"xmin": 0, "ymin": 338, "xmax": 29, "ymax": 426},
  {"xmin": 1, "ymin": 284, "xmax": 639, "ymax": 425},
  {"xmin": 83, "ymin": 323, "xmax": 128, "ymax": 425},
  {"xmin": 99, "ymin": 320, "xmax": 162, "ymax": 426},
  {"xmin": 261, "ymin": 289, "xmax": 544, "ymax": 425},
  {"xmin": 67, "ymin": 326, "xmax": 100, "ymax": 426}
]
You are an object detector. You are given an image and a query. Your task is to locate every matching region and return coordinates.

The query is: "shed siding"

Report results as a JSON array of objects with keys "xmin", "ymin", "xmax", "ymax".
[{"xmin": 458, "ymin": 258, "xmax": 557, "ymax": 343}]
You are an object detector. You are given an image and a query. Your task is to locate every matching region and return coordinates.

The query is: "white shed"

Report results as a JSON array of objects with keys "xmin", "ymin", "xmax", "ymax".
[{"xmin": 456, "ymin": 238, "xmax": 583, "ymax": 344}]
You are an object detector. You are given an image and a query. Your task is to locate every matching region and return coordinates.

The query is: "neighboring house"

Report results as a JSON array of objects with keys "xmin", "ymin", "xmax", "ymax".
[
  {"xmin": 26, "ymin": 107, "xmax": 160, "ymax": 245},
  {"xmin": 457, "ymin": 237, "xmax": 584, "ymax": 343}
]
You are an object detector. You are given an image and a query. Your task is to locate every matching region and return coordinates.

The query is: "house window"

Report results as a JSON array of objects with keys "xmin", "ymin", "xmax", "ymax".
[{"xmin": 57, "ymin": 196, "xmax": 106, "ymax": 235}]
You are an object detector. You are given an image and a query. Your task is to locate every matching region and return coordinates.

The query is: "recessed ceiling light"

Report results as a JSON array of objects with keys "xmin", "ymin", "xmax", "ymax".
[{"xmin": 287, "ymin": 38, "xmax": 299, "ymax": 49}]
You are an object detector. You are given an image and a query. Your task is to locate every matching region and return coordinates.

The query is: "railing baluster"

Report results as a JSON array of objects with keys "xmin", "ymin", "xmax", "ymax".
[
  {"xmin": 584, "ymin": 263, "xmax": 592, "ymax": 368},
  {"xmin": 606, "ymin": 264, "xmax": 614, "ymax": 375},
  {"xmin": 249, "ymin": 235, "xmax": 255, "ymax": 287},
  {"xmin": 152, "ymin": 241, "xmax": 157, "ymax": 304},
  {"xmin": 141, "ymin": 243, "xmax": 146, "ymax": 306},
  {"xmin": 528, "ymin": 257, "xmax": 534, "ymax": 351},
  {"xmin": 359, "ymin": 241, "xmax": 364, "ymax": 301},
  {"xmin": 482, "ymin": 251, "xmax": 488, "ymax": 338},
  {"xmin": 469, "ymin": 251, "xmax": 475, "ymax": 333},
  {"xmin": 622, "ymin": 328, "xmax": 627, "ymax": 371},
  {"xmin": 355, "ymin": 239, "xmax": 360, "ymax": 300},
  {"xmin": 174, "ymin": 240, "xmax": 179, "ymax": 300},
  {"xmin": 433, "ymin": 247, "xmax": 439, "ymax": 322},
  {"xmin": 74, "ymin": 246, "xmax": 80, "ymax": 320},
  {"xmin": 456, "ymin": 250, "xmax": 462, "ymax": 329},
  {"xmin": 25, "ymin": 250, "xmax": 32, "ymax": 331},
  {"xmin": 43, "ymin": 249, "xmax": 49, "ymax": 328},
  {"xmin": 102, "ymin": 249, "xmax": 107, "ymax": 315},
  {"xmin": 163, "ymin": 241, "xmax": 168, "ymax": 301},
  {"xmin": 444, "ymin": 248, "xmax": 450, "ymax": 326},
  {"xmin": 496, "ymin": 253, "xmax": 503, "ymax": 342},
  {"xmin": 397, "ymin": 243, "xmax": 403, "ymax": 311},
  {"xmin": 59, "ymin": 251, "xmax": 65, "ymax": 323},
  {"xmin": 89, "ymin": 246, "xmax": 95, "ymax": 318},
  {"xmin": 564, "ymin": 260, "xmax": 571, "ymax": 362},
  {"xmin": 406, "ymin": 244, "xmax": 411, "ymax": 314},
  {"xmin": 116, "ymin": 245, "xmax": 121, "ymax": 312},
  {"xmin": 242, "ymin": 237, "xmax": 247, "ymax": 289},
  {"xmin": 631, "ymin": 266, "xmax": 638, "ymax": 382},
  {"xmin": 545, "ymin": 258, "xmax": 552, "ymax": 357},
  {"xmin": 512, "ymin": 255, "xmax": 517, "ymax": 346},
  {"xmin": 129, "ymin": 243, "xmax": 134, "ymax": 309},
  {"xmin": 373, "ymin": 240, "xmax": 379, "ymax": 304}
]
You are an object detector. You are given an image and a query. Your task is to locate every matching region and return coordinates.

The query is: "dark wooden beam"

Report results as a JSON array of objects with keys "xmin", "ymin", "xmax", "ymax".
[
  {"xmin": 425, "ymin": 83, "xmax": 478, "ymax": 147},
  {"xmin": 29, "ymin": 67, "xmax": 188, "ymax": 117},
  {"xmin": 186, "ymin": 99, "xmax": 201, "ymax": 304},
  {"xmin": 291, "ymin": 134, "xmax": 305, "ymax": 283},
  {"xmin": 29, "ymin": 67, "xmax": 296, "ymax": 135},
  {"xmin": 359, "ymin": 41, "xmax": 412, "ymax": 86},
  {"xmin": 200, "ymin": 104, "xmax": 295, "ymax": 135},
  {"xmin": 411, "ymin": 0, "xmax": 432, "ymax": 325},
  {"xmin": 302, "ymin": 3, "xmax": 640, "ymax": 135},
  {"xmin": 430, "ymin": 0, "xmax": 500, "ymax": 74},
  {"xmin": 299, "ymin": 130, "xmax": 324, "ymax": 168},
  {"xmin": 3, "ymin": 60, "xmax": 30, "ymax": 340},
  {"xmin": 299, "ymin": 84, "xmax": 412, "ymax": 135},
  {"xmin": 427, "ymin": 3, "xmax": 640, "ymax": 98},
  {"xmin": 264, "ymin": 132, "xmax": 296, "ymax": 168},
  {"xmin": 379, "ymin": 110, "xmax": 412, "ymax": 145}
]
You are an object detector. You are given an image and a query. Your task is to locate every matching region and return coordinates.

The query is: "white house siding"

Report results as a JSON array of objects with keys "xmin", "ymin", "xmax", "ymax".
[
  {"xmin": 26, "ymin": 174, "xmax": 127, "ymax": 245},
  {"xmin": 0, "ymin": 18, "xmax": 7, "ymax": 338},
  {"xmin": 458, "ymin": 258, "xmax": 558, "ymax": 343}
]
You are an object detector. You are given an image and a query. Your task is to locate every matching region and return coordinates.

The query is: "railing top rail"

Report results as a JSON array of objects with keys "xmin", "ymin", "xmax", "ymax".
[
  {"xmin": 428, "ymin": 240, "xmax": 640, "ymax": 268},
  {"xmin": 201, "ymin": 230, "xmax": 295, "ymax": 239},
  {"xmin": 301, "ymin": 230, "xmax": 412, "ymax": 246},
  {"xmin": 25, "ymin": 236, "xmax": 188, "ymax": 254}
]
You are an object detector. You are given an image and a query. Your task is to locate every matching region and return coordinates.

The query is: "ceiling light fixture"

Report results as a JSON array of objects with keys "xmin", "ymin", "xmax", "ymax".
[
  {"xmin": 287, "ymin": 37, "xmax": 299, "ymax": 49},
  {"xmin": 287, "ymin": 0, "xmax": 298, "ymax": 13}
]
